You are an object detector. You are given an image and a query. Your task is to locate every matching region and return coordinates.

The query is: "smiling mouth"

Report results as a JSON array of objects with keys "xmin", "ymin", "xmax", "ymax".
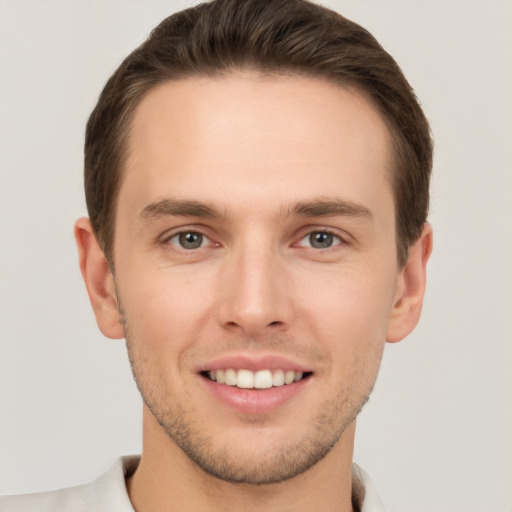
[{"xmin": 201, "ymin": 369, "xmax": 312, "ymax": 389}]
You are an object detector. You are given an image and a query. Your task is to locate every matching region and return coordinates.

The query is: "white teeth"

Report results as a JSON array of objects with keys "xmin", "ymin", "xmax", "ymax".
[
  {"xmin": 254, "ymin": 370, "xmax": 272, "ymax": 389},
  {"xmin": 206, "ymin": 368, "xmax": 306, "ymax": 389},
  {"xmin": 237, "ymin": 369, "xmax": 254, "ymax": 389},
  {"xmin": 284, "ymin": 370, "xmax": 295, "ymax": 385},
  {"xmin": 272, "ymin": 369, "xmax": 285, "ymax": 387},
  {"xmin": 224, "ymin": 369, "xmax": 237, "ymax": 386}
]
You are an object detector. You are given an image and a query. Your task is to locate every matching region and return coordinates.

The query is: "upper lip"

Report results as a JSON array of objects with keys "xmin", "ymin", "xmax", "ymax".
[{"xmin": 197, "ymin": 353, "xmax": 312, "ymax": 373}]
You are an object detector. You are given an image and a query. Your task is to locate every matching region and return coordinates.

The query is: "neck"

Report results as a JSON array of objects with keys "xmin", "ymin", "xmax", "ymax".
[{"xmin": 127, "ymin": 408, "xmax": 356, "ymax": 512}]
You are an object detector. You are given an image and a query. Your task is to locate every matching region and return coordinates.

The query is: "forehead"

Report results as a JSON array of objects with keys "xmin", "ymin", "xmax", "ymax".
[{"xmin": 120, "ymin": 73, "xmax": 393, "ymax": 219}]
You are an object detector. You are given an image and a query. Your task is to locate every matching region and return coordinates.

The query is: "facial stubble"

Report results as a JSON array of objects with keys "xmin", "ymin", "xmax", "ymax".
[{"xmin": 119, "ymin": 303, "xmax": 383, "ymax": 485}]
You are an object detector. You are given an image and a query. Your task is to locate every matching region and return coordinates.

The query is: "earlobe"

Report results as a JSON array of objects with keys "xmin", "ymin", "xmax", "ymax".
[
  {"xmin": 386, "ymin": 223, "xmax": 433, "ymax": 343},
  {"xmin": 74, "ymin": 218, "xmax": 125, "ymax": 339}
]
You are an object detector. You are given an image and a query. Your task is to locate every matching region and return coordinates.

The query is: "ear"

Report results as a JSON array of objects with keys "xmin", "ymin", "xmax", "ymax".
[
  {"xmin": 386, "ymin": 223, "xmax": 433, "ymax": 343},
  {"xmin": 74, "ymin": 217, "xmax": 124, "ymax": 339}
]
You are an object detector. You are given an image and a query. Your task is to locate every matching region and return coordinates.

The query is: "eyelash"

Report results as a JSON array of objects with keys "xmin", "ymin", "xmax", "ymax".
[
  {"xmin": 164, "ymin": 230, "xmax": 218, "ymax": 251},
  {"xmin": 162, "ymin": 227, "xmax": 348, "ymax": 254},
  {"xmin": 295, "ymin": 229, "xmax": 346, "ymax": 250}
]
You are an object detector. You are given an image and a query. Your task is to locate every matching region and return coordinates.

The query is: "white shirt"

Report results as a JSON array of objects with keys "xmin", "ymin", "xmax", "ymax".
[{"xmin": 0, "ymin": 456, "xmax": 386, "ymax": 511}]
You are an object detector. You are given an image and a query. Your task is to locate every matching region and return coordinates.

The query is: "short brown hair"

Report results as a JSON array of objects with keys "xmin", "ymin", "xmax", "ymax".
[{"xmin": 85, "ymin": 0, "xmax": 432, "ymax": 267}]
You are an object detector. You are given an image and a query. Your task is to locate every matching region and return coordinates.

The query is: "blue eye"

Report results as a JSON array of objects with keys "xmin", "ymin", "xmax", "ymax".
[
  {"xmin": 298, "ymin": 231, "xmax": 342, "ymax": 249},
  {"xmin": 168, "ymin": 232, "xmax": 207, "ymax": 250}
]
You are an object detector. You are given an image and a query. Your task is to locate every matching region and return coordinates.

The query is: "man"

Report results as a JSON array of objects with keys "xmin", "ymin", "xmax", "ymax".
[{"xmin": 0, "ymin": 0, "xmax": 432, "ymax": 510}]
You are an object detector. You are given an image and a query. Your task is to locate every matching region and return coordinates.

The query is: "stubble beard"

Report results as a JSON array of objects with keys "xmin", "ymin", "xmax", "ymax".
[
  {"xmin": 125, "ymin": 344, "xmax": 381, "ymax": 484},
  {"xmin": 140, "ymin": 390, "xmax": 358, "ymax": 485},
  {"xmin": 120, "ymin": 304, "xmax": 383, "ymax": 485}
]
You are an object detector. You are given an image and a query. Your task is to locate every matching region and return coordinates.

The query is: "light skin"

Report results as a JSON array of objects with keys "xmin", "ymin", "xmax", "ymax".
[{"xmin": 75, "ymin": 73, "xmax": 432, "ymax": 512}]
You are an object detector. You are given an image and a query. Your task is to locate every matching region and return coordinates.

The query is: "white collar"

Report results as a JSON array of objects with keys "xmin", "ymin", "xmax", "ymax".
[{"xmin": 105, "ymin": 456, "xmax": 386, "ymax": 511}]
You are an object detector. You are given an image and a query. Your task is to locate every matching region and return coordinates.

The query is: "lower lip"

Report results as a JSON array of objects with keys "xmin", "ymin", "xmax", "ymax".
[{"xmin": 200, "ymin": 374, "xmax": 311, "ymax": 414}]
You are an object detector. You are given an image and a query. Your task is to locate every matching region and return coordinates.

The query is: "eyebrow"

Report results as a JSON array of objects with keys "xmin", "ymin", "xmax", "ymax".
[
  {"xmin": 137, "ymin": 197, "xmax": 372, "ymax": 224},
  {"xmin": 286, "ymin": 198, "xmax": 372, "ymax": 219},
  {"xmin": 138, "ymin": 199, "xmax": 225, "ymax": 223}
]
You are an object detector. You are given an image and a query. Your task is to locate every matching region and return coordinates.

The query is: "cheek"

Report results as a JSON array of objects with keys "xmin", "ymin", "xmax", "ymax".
[
  {"xmin": 298, "ymin": 262, "xmax": 395, "ymax": 312},
  {"xmin": 118, "ymin": 267, "xmax": 215, "ymax": 347},
  {"xmin": 294, "ymin": 264, "xmax": 396, "ymax": 348}
]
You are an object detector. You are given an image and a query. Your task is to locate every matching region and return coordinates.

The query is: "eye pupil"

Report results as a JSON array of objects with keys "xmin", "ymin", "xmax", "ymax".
[
  {"xmin": 179, "ymin": 232, "xmax": 203, "ymax": 249},
  {"xmin": 310, "ymin": 232, "xmax": 333, "ymax": 248}
]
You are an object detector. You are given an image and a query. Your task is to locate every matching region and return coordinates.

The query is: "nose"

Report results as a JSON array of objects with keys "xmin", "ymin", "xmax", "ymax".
[{"xmin": 216, "ymin": 242, "xmax": 294, "ymax": 337}]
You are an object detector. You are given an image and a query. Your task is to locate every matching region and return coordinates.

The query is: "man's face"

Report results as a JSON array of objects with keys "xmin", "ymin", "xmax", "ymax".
[{"xmin": 113, "ymin": 73, "xmax": 402, "ymax": 483}]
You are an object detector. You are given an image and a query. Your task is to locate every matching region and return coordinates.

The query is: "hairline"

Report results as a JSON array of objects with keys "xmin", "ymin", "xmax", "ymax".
[{"xmin": 104, "ymin": 68, "xmax": 406, "ymax": 269}]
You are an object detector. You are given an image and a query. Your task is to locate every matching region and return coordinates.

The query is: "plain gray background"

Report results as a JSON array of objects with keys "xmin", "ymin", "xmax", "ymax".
[{"xmin": 1, "ymin": 1, "xmax": 511, "ymax": 510}]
